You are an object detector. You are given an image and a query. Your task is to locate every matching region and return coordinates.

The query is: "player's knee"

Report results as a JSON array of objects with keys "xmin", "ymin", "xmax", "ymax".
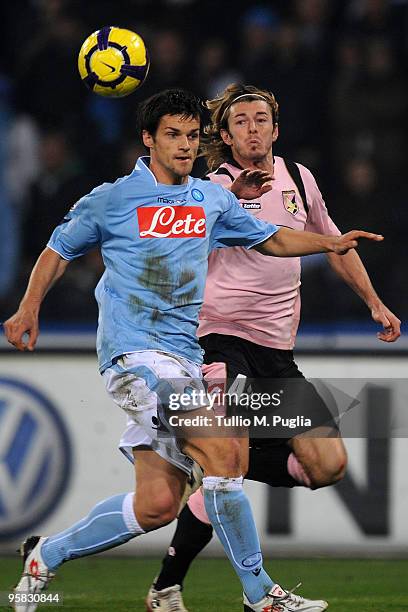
[
  {"xmin": 135, "ymin": 490, "xmax": 179, "ymax": 530},
  {"xmin": 307, "ymin": 445, "xmax": 347, "ymax": 489},
  {"xmin": 209, "ymin": 437, "xmax": 243, "ymax": 476}
]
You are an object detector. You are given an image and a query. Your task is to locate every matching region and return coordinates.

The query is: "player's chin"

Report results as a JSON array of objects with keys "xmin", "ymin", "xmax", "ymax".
[
  {"xmin": 246, "ymin": 145, "xmax": 267, "ymax": 159},
  {"xmin": 174, "ymin": 158, "xmax": 194, "ymax": 175}
]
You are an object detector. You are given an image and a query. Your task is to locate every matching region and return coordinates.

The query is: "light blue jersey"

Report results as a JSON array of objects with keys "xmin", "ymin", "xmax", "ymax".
[{"xmin": 48, "ymin": 157, "xmax": 278, "ymax": 371}]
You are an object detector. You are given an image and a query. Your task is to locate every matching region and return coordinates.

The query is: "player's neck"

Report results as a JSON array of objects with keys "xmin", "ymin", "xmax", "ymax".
[
  {"xmin": 150, "ymin": 160, "xmax": 188, "ymax": 185},
  {"xmin": 232, "ymin": 150, "xmax": 273, "ymax": 173}
]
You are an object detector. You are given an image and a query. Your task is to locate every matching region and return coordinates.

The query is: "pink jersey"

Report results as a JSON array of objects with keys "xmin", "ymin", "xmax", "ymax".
[{"xmin": 198, "ymin": 156, "xmax": 341, "ymax": 349}]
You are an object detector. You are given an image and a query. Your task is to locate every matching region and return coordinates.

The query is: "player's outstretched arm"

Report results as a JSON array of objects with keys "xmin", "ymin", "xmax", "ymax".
[
  {"xmin": 326, "ymin": 250, "xmax": 401, "ymax": 342},
  {"xmin": 3, "ymin": 247, "xmax": 69, "ymax": 351},
  {"xmin": 255, "ymin": 227, "xmax": 384, "ymax": 258}
]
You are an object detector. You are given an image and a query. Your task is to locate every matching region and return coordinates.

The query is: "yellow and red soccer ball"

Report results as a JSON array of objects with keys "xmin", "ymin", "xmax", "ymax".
[{"xmin": 78, "ymin": 26, "xmax": 149, "ymax": 98}]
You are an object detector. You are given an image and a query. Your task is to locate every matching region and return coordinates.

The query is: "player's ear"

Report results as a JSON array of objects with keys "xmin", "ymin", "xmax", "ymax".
[
  {"xmin": 220, "ymin": 128, "xmax": 233, "ymax": 146},
  {"xmin": 272, "ymin": 123, "xmax": 279, "ymax": 142},
  {"xmin": 142, "ymin": 130, "xmax": 154, "ymax": 148}
]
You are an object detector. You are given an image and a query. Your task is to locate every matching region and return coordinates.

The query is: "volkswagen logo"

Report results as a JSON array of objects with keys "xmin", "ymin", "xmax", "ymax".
[{"xmin": 0, "ymin": 377, "xmax": 72, "ymax": 540}]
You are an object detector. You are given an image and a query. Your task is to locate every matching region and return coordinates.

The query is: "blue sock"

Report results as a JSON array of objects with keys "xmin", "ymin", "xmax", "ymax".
[
  {"xmin": 41, "ymin": 492, "xmax": 143, "ymax": 571},
  {"xmin": 203, "ymin": 476, "xmax": 274, "ymax": 604}
]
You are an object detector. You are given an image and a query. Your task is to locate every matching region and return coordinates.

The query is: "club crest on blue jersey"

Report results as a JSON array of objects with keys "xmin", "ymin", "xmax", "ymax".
[
  {"xmin": 191, "ymin": 188, "xmax": 204, "ymax": 202},
  {"xmin": 282, "ymin": 190, "xmax": 298, "ymax": 215}
]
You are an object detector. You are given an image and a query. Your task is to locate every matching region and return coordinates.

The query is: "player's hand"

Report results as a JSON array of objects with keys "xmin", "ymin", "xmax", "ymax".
[
  {"xmin": 3, "ymin": 308, "xmax": 40, "ymax": 351},
  {"xmin": 230, "ymin": 169, "xmax": 273, "ymax": 201},
  {"xmin": 370, "ymin": 302, "xmax": 401, "ymax": 342},
  {"xmin": 332, "ymin": 230, "xmax": 383, "ymax": 255}
]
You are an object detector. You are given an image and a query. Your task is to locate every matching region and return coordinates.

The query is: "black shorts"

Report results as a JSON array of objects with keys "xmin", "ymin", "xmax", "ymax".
[{"xmin": 199, "ymin": 333, "xmax": 337, "ymax": 443}]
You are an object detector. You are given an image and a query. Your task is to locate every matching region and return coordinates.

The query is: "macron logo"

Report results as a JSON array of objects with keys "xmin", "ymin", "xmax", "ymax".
[{"xmin": 138, "ymin": 206, "xmax": 206, "ymax": 238}]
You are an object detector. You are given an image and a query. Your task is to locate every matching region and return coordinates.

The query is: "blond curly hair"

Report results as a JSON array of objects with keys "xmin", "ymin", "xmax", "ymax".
[{"xmin": 202, "ymin": 84, "xmax": 279, "ymax": 171}]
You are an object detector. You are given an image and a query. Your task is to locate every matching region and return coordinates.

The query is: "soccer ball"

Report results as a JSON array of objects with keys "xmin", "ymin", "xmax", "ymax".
[{"xmin": 78, "ymin": 26, "xmax": 149, "ymax": 98}]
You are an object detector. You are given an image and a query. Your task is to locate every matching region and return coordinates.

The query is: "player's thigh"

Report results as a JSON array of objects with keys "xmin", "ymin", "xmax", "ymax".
[
  {"xmin": 251, "ymin": 350, "xmax": 346, "ymax": 483},
  {"xmin": 133, "ymin": 447, "xmax": 187, "ymax": 524},
  {"xmin": 182, "ymin": 434, "xmax": 249, "ymax": 478},
  {"xmin": 281, "ymin": 362, "xmax": 347, "ymax": 482},
  {"xmin": 179, "ymin": 406, "xmax": 249, "ymax": 477}
]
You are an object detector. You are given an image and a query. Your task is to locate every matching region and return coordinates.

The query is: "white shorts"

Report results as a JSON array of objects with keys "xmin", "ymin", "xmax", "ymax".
[{"xmin": 103, "ymin": 350, "xmax": 209, "ymax": 475}]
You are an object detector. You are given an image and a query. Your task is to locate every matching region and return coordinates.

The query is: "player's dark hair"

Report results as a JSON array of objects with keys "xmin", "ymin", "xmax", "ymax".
[
  {"xmin": 202, "ymin": 83, "xmax": 279, "ymax": 171},
  {"xmin": 138, "ymin": 88, "xmax": 203, "ymax": 142}
]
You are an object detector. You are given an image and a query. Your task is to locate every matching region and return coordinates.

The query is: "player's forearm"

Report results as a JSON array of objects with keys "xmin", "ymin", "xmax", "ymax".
[
  {"xmin": 326, "ymin": 250, "xmax": 380, "ymax": 308},
  {"xmin": 20, "ymin": 247, "xmax": 69, "ymax": 311},
  {"xmin": 256, "ymin": 227, "xmax": 338, "ymax": 257}
]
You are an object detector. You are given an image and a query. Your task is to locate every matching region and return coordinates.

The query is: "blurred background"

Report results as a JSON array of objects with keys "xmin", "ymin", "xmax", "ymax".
[{"xmin": 0, "ymin": 0, "xmax": 407, "ymax": 331}]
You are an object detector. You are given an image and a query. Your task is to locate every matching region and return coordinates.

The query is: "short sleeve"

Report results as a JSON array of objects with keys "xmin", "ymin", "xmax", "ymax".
[
  {"xmin": 47, "ymin": 185, "xmax": 108, "ymax": 260},
  {"xmin": 210, "ymin": 188, "xmax": 279, "ymax": 251},
  {"xmin": 301, "ymin": 165, "xmax": 341, "ymax": 237},
  {"xmin": 206, "ymin": 171, "xmax": 233, "ymax": 189}
]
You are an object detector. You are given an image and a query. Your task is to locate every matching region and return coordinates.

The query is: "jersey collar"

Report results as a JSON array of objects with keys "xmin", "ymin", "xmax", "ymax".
[{"xmin": 135, "ymin": 156, "xmax": 192, "ymax": 189}]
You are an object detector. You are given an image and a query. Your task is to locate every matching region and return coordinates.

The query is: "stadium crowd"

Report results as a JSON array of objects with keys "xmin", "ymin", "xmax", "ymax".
[{"xmin": 0, "ymin": 0, "xmax": 407, "ymax": 327}]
